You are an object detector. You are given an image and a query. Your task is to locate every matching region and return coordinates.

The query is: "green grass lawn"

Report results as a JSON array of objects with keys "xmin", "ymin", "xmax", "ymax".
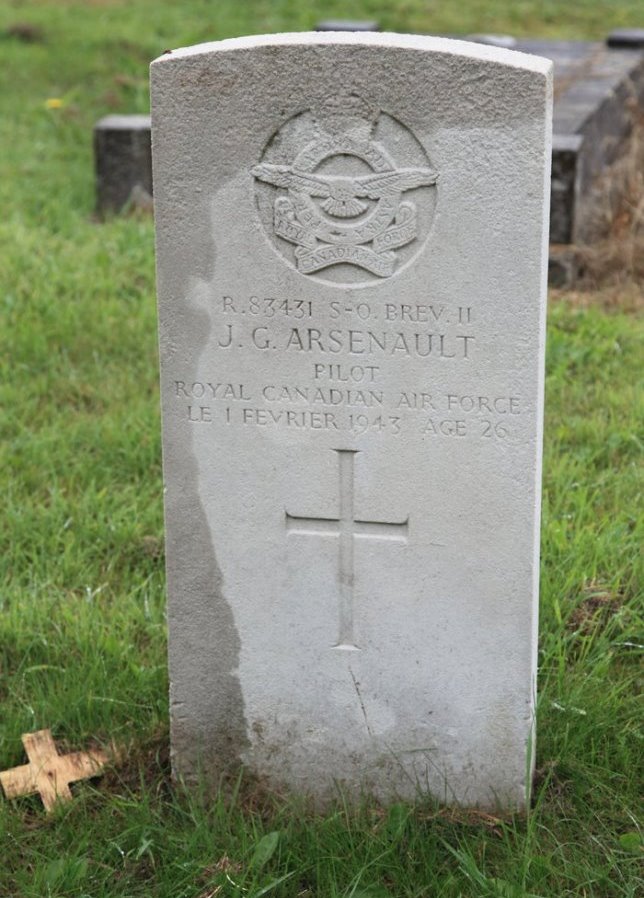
[{"xmin": 0, "ymin": 2, "xmax": 642, "ymax": 896}]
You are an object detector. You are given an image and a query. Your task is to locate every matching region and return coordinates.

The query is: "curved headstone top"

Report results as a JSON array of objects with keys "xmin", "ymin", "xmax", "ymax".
[
  {"xmin": 152, "ymin": 31, "xmax": 553, "ymax": 74},
  {"xmin": 151, "ymin": 32, "xmax": 552, "ymax": 810}
]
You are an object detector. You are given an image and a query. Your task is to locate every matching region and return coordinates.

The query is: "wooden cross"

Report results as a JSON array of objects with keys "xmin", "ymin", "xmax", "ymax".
[
  {"xmin": 0, "ymin": 729, "xmax": 108, "ymax": 812},
  {"xmin": 286, "ymin": 449, "xmax": 408, "ymax": 650}
]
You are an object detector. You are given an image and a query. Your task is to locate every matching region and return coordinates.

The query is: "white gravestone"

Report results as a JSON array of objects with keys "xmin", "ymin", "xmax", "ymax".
[{"xmin": 151, "ymin": 33, "xmax": 552, "ymax": 809}]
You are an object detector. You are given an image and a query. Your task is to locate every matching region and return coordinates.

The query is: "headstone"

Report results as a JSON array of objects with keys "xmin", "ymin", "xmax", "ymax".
[
  {"xmin": 513, "ymin": 37, "xmax": 643, "ymax": 245},
  {"xmin": 316, "ymin": 20, "xmax": 380, "ymax": 32},
  {"xmin": 550, "ymin": 134, "xmax": 584, "ymax": 245},
  {"xmin": 151, "ymin": 32, "xmax": 552, "ymax": 809},
  {"xmin": 466, "ymin": 34, "xmax": 517, "ymax": 49},
  {"xmin": 94, "ymin": 114, "xmax": 153, "ymax": 214},
  {"xmin": 606, "ymin": 29, "xmax": 644, "ymax": 50}
]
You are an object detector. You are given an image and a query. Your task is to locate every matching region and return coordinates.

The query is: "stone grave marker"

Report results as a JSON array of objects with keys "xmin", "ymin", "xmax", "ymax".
[
  {"xmin": 316, "ymin": 20, "xmax": 380, "ymax": 33},
  {"xmin": 151, "ymin": 32, "xmax": 552, "ymax": 809},
  {"xmin": 94, "ymin": 114, "xmax": 153, "ymax": 215}
]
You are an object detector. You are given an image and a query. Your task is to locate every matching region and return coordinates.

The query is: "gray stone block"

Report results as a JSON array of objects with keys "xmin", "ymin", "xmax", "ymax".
[
  {"xmin": 315, "ymin": 20, "xmax": 380, "ymax": 32},
  {"xmin": 94, "ymin": 114, "xmax": 152, "ymax": 215},
  {"xmin": 607, "ymin": 29, "xmax": 644, "ymax": 49},
  {"xmin": 465, "ymin": 34, "xmax": 517, "ymax": 49},
  {"xmin": 550, "ymin": 135, "xmax": 584, "ymax": 245},
  {"xmin": 549, "ymin": 245, "xmax": 581, "ymax": 287},
  {"xmin": 514, "ymin": 39, "xmax": 644, "ymax": 246}
]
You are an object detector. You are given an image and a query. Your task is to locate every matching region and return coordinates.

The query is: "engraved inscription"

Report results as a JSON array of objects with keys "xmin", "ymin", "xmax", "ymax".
[
  {"xmin": 171, "ymin": 292, "xmax": 526, "ymax": 441},
  {"xmin": 286, "ymin": 449, "xmax": 408, "ymax": 650},
  {"xmin": 253, "ymin": 95, "xmax": 438, "ymax": 285}
]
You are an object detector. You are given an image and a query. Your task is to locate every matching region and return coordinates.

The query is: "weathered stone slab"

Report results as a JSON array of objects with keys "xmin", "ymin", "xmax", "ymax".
[
  {"xmin": 316, "ymin": 21, "xmax": 380, "ymax": 32},
  {"xmin": 151, "ymin": 32, "xmax": 552, "ymax": 809},
  {"xmin": 503, "ymin": 38, "xmax": 644, "ymax": 244},
  {"xmin": 453, "ymin": 35, "xmax": 644, "ymax": 247},
  {"xmin": 550, "ymin": 134, "xmax": 584, "ymax": 245},
  {"xmin": 94, "ymin": 114, "xmax": 152, "ymax": 214},
  {"xmin": 607, "ymin": 29, "xmax": 644, "ymax": 50}
]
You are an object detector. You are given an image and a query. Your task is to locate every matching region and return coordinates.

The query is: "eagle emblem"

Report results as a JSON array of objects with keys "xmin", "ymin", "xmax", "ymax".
[
  {"xmin": 252, "ymin": 99, "xmax": 438, "ymax": 281},
  {"xmin": 252, "ymin": 165, "xmax": 437, "ymax": 219}
]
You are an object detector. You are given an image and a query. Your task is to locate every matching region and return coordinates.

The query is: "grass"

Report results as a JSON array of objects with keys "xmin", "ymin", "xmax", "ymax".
[{"xmin": 0, "ymin": 1, "xmax": 643, "ymax": 896}]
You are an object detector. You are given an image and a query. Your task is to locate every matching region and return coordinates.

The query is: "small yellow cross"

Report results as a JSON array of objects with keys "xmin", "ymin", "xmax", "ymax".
[{"xmin": 0, "ymin": 729, "xmax": 108, "ymax": 812}]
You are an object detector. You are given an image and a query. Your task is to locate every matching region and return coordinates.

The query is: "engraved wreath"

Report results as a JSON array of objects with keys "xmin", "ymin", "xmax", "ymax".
[{"xmin": 252, "ymin": 95, "xmax": 438, "ymax": 284}]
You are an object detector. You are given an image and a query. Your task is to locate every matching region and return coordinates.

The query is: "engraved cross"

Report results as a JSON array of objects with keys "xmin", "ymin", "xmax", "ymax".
[{"xmin": 286, "ymin": 449, "xmax": 408, "ymax": 650}]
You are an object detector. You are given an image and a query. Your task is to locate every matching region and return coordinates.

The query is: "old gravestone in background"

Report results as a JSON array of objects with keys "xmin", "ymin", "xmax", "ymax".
[{"xmin": 151, "ymin": 33, "xmax": 552, "ymax": 809}]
